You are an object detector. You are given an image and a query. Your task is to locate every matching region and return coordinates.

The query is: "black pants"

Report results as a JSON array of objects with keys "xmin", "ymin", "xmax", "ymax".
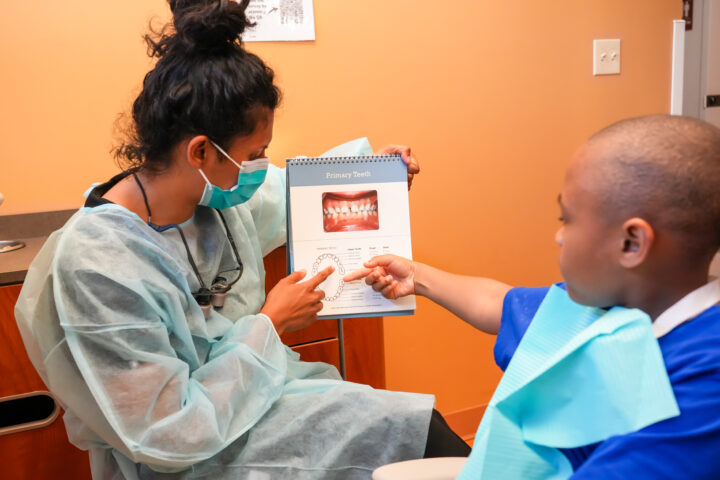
[{"xmin": 423, "ymin": 409, "xmax": 472, "ymax": 458}]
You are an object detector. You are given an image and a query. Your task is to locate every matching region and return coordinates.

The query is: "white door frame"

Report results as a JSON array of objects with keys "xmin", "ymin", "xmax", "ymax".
[
  {"xmin": 683, "ymin": 0, "xmax": 720, "ymax": 127},
  {"xmin": 683, "ymin": 0, "xmax": 709, "ymax": 119}
]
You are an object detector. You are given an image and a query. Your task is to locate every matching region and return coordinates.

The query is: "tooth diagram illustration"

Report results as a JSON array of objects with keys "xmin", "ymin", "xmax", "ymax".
[{"xmin": 311, "ymin": 253, "xmax": 345, "ymax": 301}]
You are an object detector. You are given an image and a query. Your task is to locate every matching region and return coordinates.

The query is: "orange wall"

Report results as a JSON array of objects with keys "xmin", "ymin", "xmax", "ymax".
[{"xmin": 1, "ymin": 1, "xmax": 680, "ymax": 413}]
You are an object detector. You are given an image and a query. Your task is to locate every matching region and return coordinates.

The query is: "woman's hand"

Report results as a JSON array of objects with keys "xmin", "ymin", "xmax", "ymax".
[
  {"xmin": 343, "ymin": 255, "xmax": 415, "ymax": 300},
  {"xmin": 261, "ymin": 266, "xmax": 334, "ymax": 334},
  {"xmin": 374, "ymin": 144, "xmax": 420, "ymax": 190}
]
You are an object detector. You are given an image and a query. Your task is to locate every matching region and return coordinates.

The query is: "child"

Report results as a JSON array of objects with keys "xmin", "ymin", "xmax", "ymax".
[{"xmin": 345, "ymin": 114, "xmax": 720, "ymax": 478}]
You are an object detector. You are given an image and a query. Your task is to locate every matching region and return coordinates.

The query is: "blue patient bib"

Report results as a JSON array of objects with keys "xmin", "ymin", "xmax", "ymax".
[{"xmin": 458, "ymin": 286, "xmax": 680, "ymax": 479}]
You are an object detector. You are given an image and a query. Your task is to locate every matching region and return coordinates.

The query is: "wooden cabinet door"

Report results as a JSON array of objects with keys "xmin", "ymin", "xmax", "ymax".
[
  {"xmin": 0, "ymin": 284, "xmax": 92, "ymax": 479},
  {"xmin": 292, "ymin": 338, "xmax": 341, "ymax": 371},
  {"xmin": 0, "ymin": 284, "xmax": 45, "ymax": 399},
  {"xmin": 343, "ymin": 316, "xmax": 386, "ymax": 389}
]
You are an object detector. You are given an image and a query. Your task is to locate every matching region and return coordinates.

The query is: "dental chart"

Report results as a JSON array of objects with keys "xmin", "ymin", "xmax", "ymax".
[
  {"xmin": 243, "ymin": 0, "xmax": 315, "ymax": 42},
  {"xmin": 286, "ymin": 155, "xmax": 416, "ymax": 319}
]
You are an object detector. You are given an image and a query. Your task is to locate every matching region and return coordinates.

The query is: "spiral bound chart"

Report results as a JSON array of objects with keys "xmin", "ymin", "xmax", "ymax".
[
  {"xmin": 286, "ymin": 154, "xmax": 416, "ymax": 319},
  {"xmin": 287, "ymin": 154, "xmax": 403, "ymax": 165}
]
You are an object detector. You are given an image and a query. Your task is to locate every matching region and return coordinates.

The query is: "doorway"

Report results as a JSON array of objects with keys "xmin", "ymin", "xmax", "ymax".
[{"xmin": 683, "ymin": 0, "xmax": 720, "ymax": 128}]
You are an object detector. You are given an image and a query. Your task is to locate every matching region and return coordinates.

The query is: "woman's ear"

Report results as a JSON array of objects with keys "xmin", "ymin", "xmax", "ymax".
[
  {"xmin": 185, "ymin": 136, "xmax": 212, "ymax": 169},
  {"xmin": 619, "ymin": 217, "xmax": 654, "ymax": 268}
]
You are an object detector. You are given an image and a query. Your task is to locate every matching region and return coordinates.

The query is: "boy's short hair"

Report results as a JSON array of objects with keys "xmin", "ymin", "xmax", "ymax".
[{"xmin": 585, "ymin": 115, "xmax": 720, "ymax": 261}]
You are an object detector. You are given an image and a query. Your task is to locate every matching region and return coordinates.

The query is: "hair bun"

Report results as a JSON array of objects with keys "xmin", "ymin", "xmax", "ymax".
[{"xmin": 169, "ymin": 0, "xmax": 252, "ymax": 52}]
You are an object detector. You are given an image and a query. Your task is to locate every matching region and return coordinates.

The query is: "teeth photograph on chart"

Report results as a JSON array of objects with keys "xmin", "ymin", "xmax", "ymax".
[{"xmin": 321, "ymin": 190, "xmax": 379, "ymax": 232}]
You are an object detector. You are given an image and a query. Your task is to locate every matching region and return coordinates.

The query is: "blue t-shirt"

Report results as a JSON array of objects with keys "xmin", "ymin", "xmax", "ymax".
[{"xmin": 495, "ymin": 284, "xmax": 720, "ymax": 479}]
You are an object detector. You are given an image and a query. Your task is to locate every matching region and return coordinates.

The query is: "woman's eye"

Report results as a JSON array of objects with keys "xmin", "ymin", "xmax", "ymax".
[{"xmin": 558, "ymin": 216, "xmax": 566, "ymax": 223}]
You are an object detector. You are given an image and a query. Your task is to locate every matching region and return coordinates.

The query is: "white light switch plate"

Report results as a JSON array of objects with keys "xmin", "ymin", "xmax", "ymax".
[{"xmin": 593, "ymin": 39, "xmax": 621, "ymax": 75}]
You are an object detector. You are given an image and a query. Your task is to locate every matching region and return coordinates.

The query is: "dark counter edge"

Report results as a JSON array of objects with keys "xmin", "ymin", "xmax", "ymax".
[
  {"xmin": 0, "ymin": 209, "xmax": 76, "ymax": 285},
  {"xmin": 1, "ymin": 272, "xmax": 27, "ymax": 286},
  {"xmin": 0, "ymin": 209, "xmax": 76, "ymax": 238}
]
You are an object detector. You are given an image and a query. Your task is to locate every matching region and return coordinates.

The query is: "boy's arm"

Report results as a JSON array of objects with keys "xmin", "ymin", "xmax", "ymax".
[
  {"xmin": 413, "ymin": 262, "xmax": 510, "ymax": 334},
  {"xmin": 344, "ymin": 255, "xmax": 511, "ymax": 335}
]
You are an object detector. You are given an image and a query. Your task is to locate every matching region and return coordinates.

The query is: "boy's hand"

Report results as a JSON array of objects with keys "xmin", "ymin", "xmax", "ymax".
[
  {"xmin": 374, "ymin": 144, "xmax": 419, "ymax": 190},
  {"xmin": 343, "ymin": 255, "xmax": 415, "ymax": 299}
]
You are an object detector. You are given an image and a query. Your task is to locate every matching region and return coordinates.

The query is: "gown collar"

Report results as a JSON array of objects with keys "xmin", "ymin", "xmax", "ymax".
[
  {"xmin": 84, "ymin": 170, "xmax": 132, "ymax": 207},
  {"xmin": 653, "ymin": 277, "xmax": 720, "ymax": 338}
]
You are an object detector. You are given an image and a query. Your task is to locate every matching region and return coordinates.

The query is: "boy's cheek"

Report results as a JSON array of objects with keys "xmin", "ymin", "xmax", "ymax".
[{"xmin": 557, "ymin": 248, "xmax": 571, "ymax": 276}]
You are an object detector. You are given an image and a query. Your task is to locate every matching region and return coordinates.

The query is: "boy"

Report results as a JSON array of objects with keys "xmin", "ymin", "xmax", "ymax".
[{"xmin": 345, "ymin": 115, "xmax": 720, "ymax": 478}]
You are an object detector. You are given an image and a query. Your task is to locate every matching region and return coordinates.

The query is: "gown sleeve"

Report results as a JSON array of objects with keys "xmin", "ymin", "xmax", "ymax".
[
  {"xmin": 244, "ymin": 164, "xmax": 287, "ymax": 257},
  {"xmin": 24, "ymin": 212, "xmax": 289, "ymax": 472}
]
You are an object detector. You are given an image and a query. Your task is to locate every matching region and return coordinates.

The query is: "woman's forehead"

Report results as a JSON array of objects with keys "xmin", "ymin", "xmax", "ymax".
[{"xmin": 231, "ymin": 109, "xmax": 274, "ymax": 151}]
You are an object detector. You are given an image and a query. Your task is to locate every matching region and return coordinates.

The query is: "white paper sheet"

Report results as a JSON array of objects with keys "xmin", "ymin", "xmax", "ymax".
[
  {"xmin": 286, "ymin": 156, "xmax": 416, "ymax": 318},
  {"xmin": 244, "ymin": 0, "xmax": 315, "ymax": 42}
]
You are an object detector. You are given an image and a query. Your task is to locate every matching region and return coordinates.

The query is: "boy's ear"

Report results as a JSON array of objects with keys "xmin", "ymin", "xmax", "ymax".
[
  {"xmin": 619, "ymin": 217, "xmax": 654, "ymax": 268},
  {"xmin": 185, "ymin": 136, "xmax": 213, "ymax": 169}
]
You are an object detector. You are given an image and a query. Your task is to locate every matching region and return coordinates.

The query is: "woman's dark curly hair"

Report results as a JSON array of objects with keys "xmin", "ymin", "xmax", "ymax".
[{"xmin": 115, "ymin": 0, "xmax": 280, "ymax": 173}]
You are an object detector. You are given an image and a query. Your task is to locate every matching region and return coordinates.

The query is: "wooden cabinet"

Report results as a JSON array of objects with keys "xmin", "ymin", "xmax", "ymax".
[
  {"xmin": 0, "ymin": 246, "xmax": 385, "ymax": 477},
  {"xmin": 0, "ymin": 283, "xmax": 92, "ymax": 479}
]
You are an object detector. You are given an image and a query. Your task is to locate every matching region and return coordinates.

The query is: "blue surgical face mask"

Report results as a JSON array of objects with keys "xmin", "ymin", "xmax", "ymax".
[{"xmin": 197, "ymin": 141, "xmax": 269, "ymax": 209}]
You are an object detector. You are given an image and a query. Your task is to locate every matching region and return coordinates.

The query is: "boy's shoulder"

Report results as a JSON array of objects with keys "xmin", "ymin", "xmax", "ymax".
[
  {"xmin": 660, "ymin": 304, "xmax": 720, "ymax": 375},
  {"xmin": 494, "ymin": 284, "xmax": 553, "ymax": 370},
  {"xmin": 496, "ymin": 284, "xmax": 720, "ymax": 373},
  {"xmin": 572, "ymin": 304, "xmax": 720, "ymax": 478},
  {"xmin": 495, "ymin": 285, "xmax": 720, "ymax": 477}
]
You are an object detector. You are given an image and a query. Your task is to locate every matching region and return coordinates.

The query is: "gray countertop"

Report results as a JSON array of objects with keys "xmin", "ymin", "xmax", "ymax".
[
  {"xmin": 0, "ymin": 210, "xmax": 75, "ymax": 285},
  {"xmin": 1, "ymin": 236, "xmax": 50, "ymax": 285}
]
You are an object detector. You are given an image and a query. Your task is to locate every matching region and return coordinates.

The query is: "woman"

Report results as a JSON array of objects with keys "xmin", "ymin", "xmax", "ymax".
[{"xmin": 16, "ymin": 1, "xmax": 469, "ymax": 478}]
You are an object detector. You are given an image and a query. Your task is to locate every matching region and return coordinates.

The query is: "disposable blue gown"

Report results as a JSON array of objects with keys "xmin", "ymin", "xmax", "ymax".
[{"xmin": 15, "ymin": 165, "xmax": 434, "ymax": 479}]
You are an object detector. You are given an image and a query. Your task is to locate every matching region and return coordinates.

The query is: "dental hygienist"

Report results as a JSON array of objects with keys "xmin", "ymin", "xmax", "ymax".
[{"xmin": 14, "ymin": 1, "xmax": 471, "ymax": 478}]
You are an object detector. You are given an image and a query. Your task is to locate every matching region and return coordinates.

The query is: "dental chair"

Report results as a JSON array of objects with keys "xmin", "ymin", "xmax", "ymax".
[
  {"xmin": 371, "ymin": 404, "xmax": 483, "ymax": 479},
  {"xmin": 372, "ymin": 457, "xmax": 467, "ymax": 480}
]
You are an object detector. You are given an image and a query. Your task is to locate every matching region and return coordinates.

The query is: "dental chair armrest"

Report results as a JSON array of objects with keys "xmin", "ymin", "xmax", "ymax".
[{"xmin": 372, "ymin": 457, "xmax": 468, "ymax": 480}]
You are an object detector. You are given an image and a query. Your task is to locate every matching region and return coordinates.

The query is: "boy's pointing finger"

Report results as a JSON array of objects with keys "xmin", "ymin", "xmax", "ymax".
[{"xmin": 343, "ymin": 268, "xmax": 372, "ymax": 282}]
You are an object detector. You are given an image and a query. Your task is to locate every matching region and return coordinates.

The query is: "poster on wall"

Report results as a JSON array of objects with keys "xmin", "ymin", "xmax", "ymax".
[{"xmin": 243, "ymin": 0, "xmax": 315, "ymax": 42}]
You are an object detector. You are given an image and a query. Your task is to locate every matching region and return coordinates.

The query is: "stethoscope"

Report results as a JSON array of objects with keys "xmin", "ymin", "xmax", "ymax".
[{"xmin": 133, "ymin": 173, "xmax": 243, "ymax": 318}]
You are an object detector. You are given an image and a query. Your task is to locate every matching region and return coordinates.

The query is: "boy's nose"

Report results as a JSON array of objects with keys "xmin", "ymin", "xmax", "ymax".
[{"xmin": 555, "ymin": 228, "xmax": 563, "ymax": 246}]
